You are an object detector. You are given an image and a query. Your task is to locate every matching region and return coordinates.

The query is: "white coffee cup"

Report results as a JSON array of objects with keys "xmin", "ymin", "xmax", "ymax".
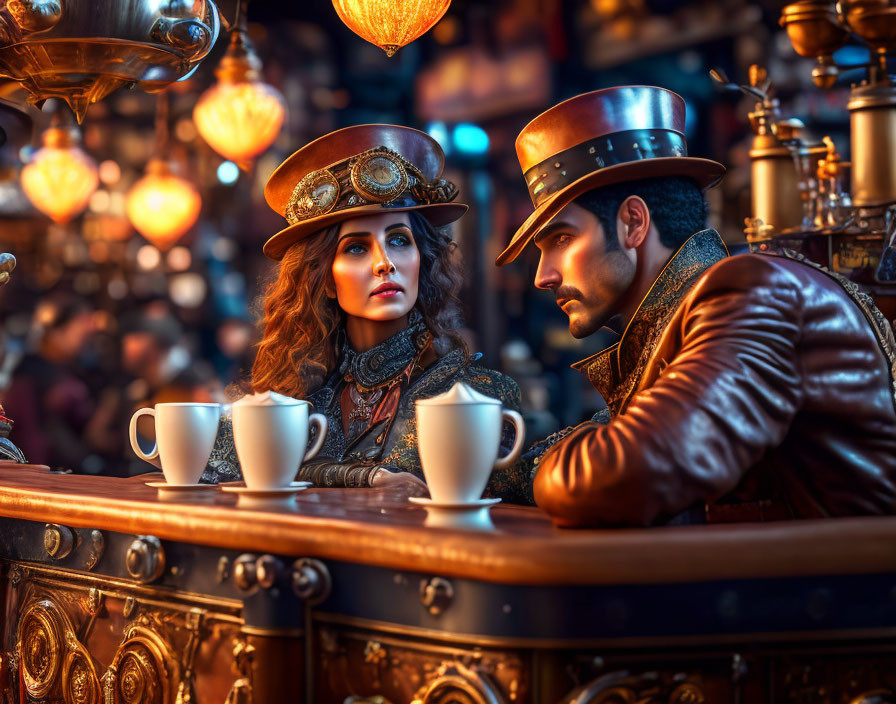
[
  {"xmin": 232, "ymin": 392, "xmax": 327, "ymax": 490},
  {"xmin": 415, "ymin": 382, "xmax": 525, "ymax": 504},
  {"xmin": 129, "ymin": 403, "xmax": 222, "ymax": 485}
]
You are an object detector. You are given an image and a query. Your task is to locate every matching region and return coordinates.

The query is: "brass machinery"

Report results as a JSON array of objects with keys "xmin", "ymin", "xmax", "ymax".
[
  {"xmin": 719, "ymin": 1, "xmax": 896, "ymax": 286},
  {"xmin": 0, "ymin": 0, "xmax": 220, "ymax": 123}
]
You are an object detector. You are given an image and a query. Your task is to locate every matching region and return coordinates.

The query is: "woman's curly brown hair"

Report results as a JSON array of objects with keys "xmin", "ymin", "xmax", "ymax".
[{"xmin": 252, "ymin": 211, "xmax": 466, "ymax": 398}]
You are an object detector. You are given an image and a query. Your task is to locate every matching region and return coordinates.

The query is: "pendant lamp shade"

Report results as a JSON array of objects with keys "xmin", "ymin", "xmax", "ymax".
[
  {"xmin": 332, "ymin": 0, "xmax": 452, "ymax": 56},
  {"xmin": 193, "ymin": 27, "xmax": 286, "ymax": 165},
  {"xmin": 126, "ymin": 159, "xmax": 201, "ymax": 250},
  {"xmin": 21, "ymin": 126, "xmax": 98, "ymax": 224}
]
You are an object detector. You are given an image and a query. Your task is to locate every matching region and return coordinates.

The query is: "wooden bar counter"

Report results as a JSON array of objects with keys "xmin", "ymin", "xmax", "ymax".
[{"xmin": 1, "ymin": 463, "xmax": 895, "ymax": 703}]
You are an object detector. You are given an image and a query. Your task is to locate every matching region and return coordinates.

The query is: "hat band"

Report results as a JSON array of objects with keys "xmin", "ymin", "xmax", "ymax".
[
  {"xmin": 285, "ymin": 146, "xmax": 459, "ymax": 226},
  {"xmin": 524, "ymin": 129, "xmax": 687, "ymax": 207}
]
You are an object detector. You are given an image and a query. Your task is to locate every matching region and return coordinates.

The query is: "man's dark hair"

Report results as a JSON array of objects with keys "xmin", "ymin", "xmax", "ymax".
[{"xmin": 574, "ymin": 176, "xmax": 708, "ymax": 251}]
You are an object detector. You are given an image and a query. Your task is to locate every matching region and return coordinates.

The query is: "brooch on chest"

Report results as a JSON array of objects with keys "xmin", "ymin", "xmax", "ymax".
[{"xmin": 347, "ymin": 385, "xmax": 385, "ymax": 423}]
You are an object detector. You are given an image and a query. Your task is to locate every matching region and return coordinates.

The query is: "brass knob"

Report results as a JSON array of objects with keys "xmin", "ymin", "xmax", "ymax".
[
  {"xmin": 216, "ymin": 556, "xmax": 230, "ymax": 583},
  {"xmin": 44, "ymin": 524, "xmax": 74, "ymax": 559},
  {"xmin": 420, "ymin": 577, "xmax": 454, "ymax": 616},
  {"xmin": 233, "ymin": 554, "xmax": 258, "ymax": 591},
  {"xmin": 85, "ymin": 530, "xmax": 105, "ymax": 570},
  {"xmin": 256, "ymin": 555, "xmax": 282, "ymax": 589},
  {"xmin": 10, "ymin": 0, "xmax": 62, "ymax": 32},
  {"xmin": 125, "ymin": 536, "xmax": 165, "ymax": 583},
  {"xmin": 291, "ymin": 558, "xmax": 331, "ymax": 605}
]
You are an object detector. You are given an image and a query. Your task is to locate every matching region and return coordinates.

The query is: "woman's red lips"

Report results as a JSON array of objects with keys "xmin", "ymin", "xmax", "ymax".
[{"xmin": 370, "ymin": 283, "xmax": 403, "ymax": 297}]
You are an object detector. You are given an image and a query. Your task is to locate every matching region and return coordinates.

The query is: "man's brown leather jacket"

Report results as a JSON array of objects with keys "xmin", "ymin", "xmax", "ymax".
[{"xmin": 534, "ymin": 229, "xmax": 896, "ymax": 527}]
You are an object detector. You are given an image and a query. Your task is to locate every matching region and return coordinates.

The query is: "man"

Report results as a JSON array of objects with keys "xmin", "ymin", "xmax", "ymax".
[
  {"xmin": 5, "ymin": 294, "xmax": 116, "ymax": 471},
  {"xmin": 499, "ymin": 86, "xmax": 896, "ymax": 527},
  {"xmin": 121, "ymin": 303, "xmax": 220, "ymax": 409}
]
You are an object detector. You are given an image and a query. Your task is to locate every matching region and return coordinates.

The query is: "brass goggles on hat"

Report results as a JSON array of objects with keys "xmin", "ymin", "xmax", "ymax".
[{"xmin": 285, "ymin": 146, "xmax": 459, "ymax": 225}]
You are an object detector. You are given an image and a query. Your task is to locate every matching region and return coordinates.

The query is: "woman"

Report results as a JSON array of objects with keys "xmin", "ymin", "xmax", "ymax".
[{"xmin": 205, "ymin": 125, "xmax": 527, "ymax": 499}]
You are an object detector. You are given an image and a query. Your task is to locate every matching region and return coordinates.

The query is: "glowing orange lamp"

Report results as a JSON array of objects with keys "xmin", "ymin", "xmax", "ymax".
[
  {"xmin": 193, "ymin": 15, "xmax": 286, "ymax": 166},
  {"xmin": 126, "ymin": 159, "xmax": 201, "ymax": 251},
  {"xmin": 126, "ymin": 92, "xmax": 202, "ymax": 250},
  {"xmin": 332, "ymin": 0, "xmax": 452, "ymax": 57},
  {"xmin": 21, "ymin": 115, "xmax": 98, "ymax": 224}
]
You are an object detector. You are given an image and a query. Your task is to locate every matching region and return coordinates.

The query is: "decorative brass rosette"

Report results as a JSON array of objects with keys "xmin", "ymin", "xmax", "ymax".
[
  {"xmin": 109, "ymin": 626, "xmax": 176, "ymax": 704},
  {"xmin": 285, "ymin": 169, "xmax": 341, "ymax": 224},
  {"xmin": 62, "ymin": 636, "xmax": 101, "ymax": 704},
  {"xmin": 411, "ymin": 661, "xmax": 503, "ymax": 704},
  {"xmin": 350, "ymin": 148, "xmax": 409, "ymax": 203},
  {"xmin": 16, "ymin": 599, "xmax": 65, "ymax": 699},
  {"xmin": 280, "ymin": 145, "xmax": 459, "ymax": 228}
]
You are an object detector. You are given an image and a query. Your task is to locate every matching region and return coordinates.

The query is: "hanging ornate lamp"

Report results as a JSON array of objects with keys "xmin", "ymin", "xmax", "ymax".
[
  {"xmin": 0, "ymin": 0, "xmax": 221, "ymax": 123},
  {"xmin": 126, "ymin": 92, "xmax": 201, "ymax": 250},
  {"xmin": 332, "ymin": 0, "xmax": 451, "ymax": 57},
  {"xmin": 193, "ymin": 0, "xmax": 286, "ymax": 167},
  {"xmin": 21, "ymin": 104, "xmax": 98, "ymax": 224}
]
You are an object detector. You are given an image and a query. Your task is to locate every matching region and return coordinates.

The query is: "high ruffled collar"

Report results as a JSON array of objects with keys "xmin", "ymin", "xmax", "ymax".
[
  {"xmin": 338, "ymin": 310, "xmax": 432, "ymax": 390},
  {"xmin": 572, "ymin": 228, "xmax": 728, "ymax": 414}
]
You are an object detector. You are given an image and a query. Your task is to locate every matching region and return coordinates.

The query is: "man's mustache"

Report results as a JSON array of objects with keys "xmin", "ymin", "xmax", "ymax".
[{"xmin": 554, "ymin": 285, "xmax": 584, "ymax": 303}]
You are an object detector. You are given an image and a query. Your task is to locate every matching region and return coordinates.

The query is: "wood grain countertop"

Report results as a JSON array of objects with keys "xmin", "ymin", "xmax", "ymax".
[{"xmin": 0, "ymin": 463, "xmax": 894, "ymax": 586}]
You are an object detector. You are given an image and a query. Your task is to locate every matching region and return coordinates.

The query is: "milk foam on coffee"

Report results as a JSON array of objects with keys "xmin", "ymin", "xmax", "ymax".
[
  {"xmin": 418, "ymin": 382, "xmax": 500, "ymax": 406},
  {"xmin": 416, "ymin": 381, "xmax": 525, "ymax": 504},
  {"xmin": 231, "ymin": 391, "xmax": 328, "ymax": 490},
  {"xmin": 233, "ymin": 391, "xmax": 300, "ymax": 407}
]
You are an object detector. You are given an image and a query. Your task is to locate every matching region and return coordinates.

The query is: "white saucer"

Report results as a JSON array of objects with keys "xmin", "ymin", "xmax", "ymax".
[
  {"xmin": 219, "ymin": 481, "xmax": 311, "ymax": 494},
  {"xmin": 409, "ymin": 497, "xmax": 501, "ymax": 509},
  {"xmin": 220, "ymin": 483, "xmax": 309, "ymax": 510},
  {"xmin": 145, "ymin": 481, "xmax": 219, "ymax": 491},
  {"xmin": 411, "ymin": 497, "xmax": 499, "ymax": 531}
]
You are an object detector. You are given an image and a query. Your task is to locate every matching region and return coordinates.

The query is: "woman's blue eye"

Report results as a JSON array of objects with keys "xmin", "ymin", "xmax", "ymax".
[
  {"xmin": 388, "ymin": 234, "xmax": 411, "ymax": 247},
  {"xmin": 345, "ymin": 243, "xmax": 366, "ymax": 255}
]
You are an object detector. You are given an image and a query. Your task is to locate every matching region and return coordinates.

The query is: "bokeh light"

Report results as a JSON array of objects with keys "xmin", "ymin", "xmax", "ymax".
[
  {"xmin": 452, "ymin": 123, "xmax": 489, "ymax": 156},
  {"xmin": 136, "ymin": 244, "xmax": 162, "ymax": 270},
  {"xmin": 217, "ymin": 161, "xmax": 240, "ymax": 185},
  {"xmin": 167, "ymin": 246, "xmax": 192, "ymax": 272},
  {"xmin": 169, "ymin": 273, "xmax": 207, "ymax": 308}
]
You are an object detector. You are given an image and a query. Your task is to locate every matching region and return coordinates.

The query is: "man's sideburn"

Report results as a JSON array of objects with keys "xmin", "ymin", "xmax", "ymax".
[{"xmin": 569, "ymin": 219, "xmax": 636, "ymax": 338}]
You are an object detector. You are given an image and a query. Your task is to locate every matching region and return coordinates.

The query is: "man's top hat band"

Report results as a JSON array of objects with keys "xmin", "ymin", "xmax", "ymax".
[
  {"xmin": 285, "ymin": 145, "xmax": 459, "ymax": 226},
  {"xmin": 524, "ymin": 128, "xmax": 687, "ymax": 208}
]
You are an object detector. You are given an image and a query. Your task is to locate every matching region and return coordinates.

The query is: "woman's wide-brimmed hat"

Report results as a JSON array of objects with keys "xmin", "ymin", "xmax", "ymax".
[
  {"xmin": 496, "ymin": 86, "xmax": 726, "ymax": 266},
  {"xmin": 263, "ymin": 124, "xmax": 468, "ymax": 260}
]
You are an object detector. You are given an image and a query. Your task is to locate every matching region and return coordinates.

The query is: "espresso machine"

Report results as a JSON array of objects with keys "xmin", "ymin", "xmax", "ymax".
[{"xmin": 720, "ymin": 1, "xmax": 896, "ymax": 298}]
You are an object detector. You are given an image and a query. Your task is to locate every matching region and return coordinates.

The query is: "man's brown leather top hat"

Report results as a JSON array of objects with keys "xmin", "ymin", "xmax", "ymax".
[
  {"xmin": 496, "ymin": 86, "xmax": 725, "ymax": 265},
  {"xmin": 263, "ymin": 124, "xmax": 467, "ymax": 260}
]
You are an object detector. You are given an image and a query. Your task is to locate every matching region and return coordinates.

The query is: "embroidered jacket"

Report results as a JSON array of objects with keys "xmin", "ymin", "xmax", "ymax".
[
  {"xmin": 203, "ymin": 321, "xmax": 527, "ymax": 500},
  {"xmin": 533, "ymin": 229, "xmax": 896, "ymax": 526}
]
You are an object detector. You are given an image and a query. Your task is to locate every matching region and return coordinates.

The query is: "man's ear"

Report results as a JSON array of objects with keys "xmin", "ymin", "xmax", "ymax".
[{"xmin": 617, "ymin": 196, "xmax": 650, "ymax": 249}]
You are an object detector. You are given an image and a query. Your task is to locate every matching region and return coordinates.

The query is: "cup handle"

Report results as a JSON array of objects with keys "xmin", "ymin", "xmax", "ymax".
[
  {"xmin": 129, "ymin": 408, "xmax": 159, "ymax": 462},
  {"xmin": 303, "ymin": 413, "xmax": 328, "ymax": 463},
  {"xmin": 493, "ymin": 409, "xmax": 526, "ymax": 470}
]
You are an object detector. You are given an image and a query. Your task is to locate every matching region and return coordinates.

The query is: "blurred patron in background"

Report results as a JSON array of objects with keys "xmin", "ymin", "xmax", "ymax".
[
  {"xmin": 121, "ymin": 301, "xmax": 221, "ymax": 411},
  {"xmin": 3, "ymin": 294, "xmax": 118, "ymax": 472},
  {"xmin": 120, "ymin": 301, "xmax": 225, "ymax": 476},
  {"xmin": 212, "ymin": 317, "xmax": 256, "ymax": 389}
]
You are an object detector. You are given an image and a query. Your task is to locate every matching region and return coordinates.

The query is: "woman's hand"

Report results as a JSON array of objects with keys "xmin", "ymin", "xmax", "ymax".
[{"xmin": 370, "ymin": 467, "xmax": 428, "ymax": 497}]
